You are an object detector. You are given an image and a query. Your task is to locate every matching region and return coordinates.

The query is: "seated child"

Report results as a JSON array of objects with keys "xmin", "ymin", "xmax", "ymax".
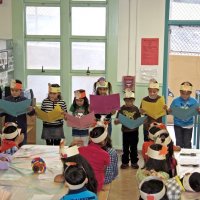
[
  {"xmin": 142, "ymin": 122, "xmax": 167, "ymax": 162},
  {"xmin": 166, "ymin": 172, "xmax": 200, "ymax": 200},
  {"xmin": 55, "ymin": 143, "xmax": 98, "ymax": 194},
  {"xmin": 78, "ymin": 121, "xmax": 110, "ymax": 192},
  {"xmin": 60, "ymin": 163, "xmax": 98, "ymax": 200},
  {"xmin": 137, "ymin": 144, "xmax": 170, "ymax": 184},
  {"xmin": 0, "ymin": 153, "xmax": 12, "ymax": 170},
  {"xmin": 139, "ymin": 176, "xmax": 169, "ymax": 200},
  {"xmin": 102, "ymin": 135, "xmax": 118, "ymax": 185},
  {"xmin": 0, "ymin": 122, "xmax": 24, "ymax": 155}
]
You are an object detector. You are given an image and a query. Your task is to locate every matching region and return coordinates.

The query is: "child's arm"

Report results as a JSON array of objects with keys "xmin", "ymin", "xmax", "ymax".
[{"xmin": 114, "ymin": 111, "xmax": 120, "ymax": 125}]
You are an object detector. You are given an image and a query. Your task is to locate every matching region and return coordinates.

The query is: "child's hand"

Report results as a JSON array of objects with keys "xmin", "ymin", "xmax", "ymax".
[
  {"xmin": 0, "ymin": 188, "xmax": 11, "ymax": 200},
  {"xmin": 15, "ymin": 133, "xmax": 24, "ymax": 146},
  {"xmin": 63, "ymin": 112, "xmax": 68, "ymax": 120},
  {"xmin": 163, "ymin": 104, "xmax": 168, "ymax": 110},
  {"xmin": 197, "ymin": 107, "xmax": 200, "ymax": 114},
  {"xmin": 111, "ymin": 110, "xmax": 116, "ymax": 115},
  {"xmin": 139, "ymin": 108, "xmax": 145, "ymax": 115},
  {"xmin": 114, "ymin": 119, "xmax": 120, "ymax": 125},
  {"xmin": 70, "ymin": 139, "xmax": 84, "ymax": 147},
  {"xmin": 167, "ymin": 108, "xmax": 172, "ymax": 114},
  {"xmin": 27, "ymin": 106, "xmax": 34, "ymax": 112}
]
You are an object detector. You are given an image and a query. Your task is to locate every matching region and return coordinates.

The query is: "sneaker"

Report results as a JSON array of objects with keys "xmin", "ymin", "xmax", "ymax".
[
  {"xmin": 120, "ymin": 163, "xmax": 129, "ymax": 169},
  {"xmin": 131, "ymin": 163, "xmax": 139, "ymax": 169}
]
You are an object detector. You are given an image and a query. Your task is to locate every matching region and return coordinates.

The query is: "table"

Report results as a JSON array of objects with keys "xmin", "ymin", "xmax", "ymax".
[
  {"xmin": 175, "ymin": 148, "xmax": 200, "ymax": 200},
  {"xmin": 0, "ymin": 145, "xmax": 67, "ymax": 200}
]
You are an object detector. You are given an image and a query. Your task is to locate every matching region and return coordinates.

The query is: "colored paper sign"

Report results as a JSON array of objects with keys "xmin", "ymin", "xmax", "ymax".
[
  {"xmin": 118, "ymin": 113, "xmax": 147, "ymax": 129},
  {"xmin": 90, "ymin": 94, "xmax": 120, "ymax": 114},
  {"xmin": 170, "ymin": 104, "xmax": 199, "ymax": 120},
  {"xmin": 141, "ymin": 38, "xmax": 159, "ymax": 65},
  {"xmin": 0, "ymin": 99, "xmax": 31, "ymax": 117},
  {"xmin": 66, "ymin": 112, "xmax": 95, "ymax": 129},
  {"xmin": 141, "ymin": 96, "xmax": 166, "ymax": 119},
  {"xmin": 35, "ymin": 105, "xmax": 64, "ymax": 122}
]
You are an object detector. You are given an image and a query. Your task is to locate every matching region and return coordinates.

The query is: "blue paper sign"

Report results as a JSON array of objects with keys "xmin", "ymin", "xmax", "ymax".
[
  {"xmin": 0, "ymin": 99, "xmax": 32, "ymax": 117},
  {"xmin": 118, "ymin": 113, "xmax": 147, "ymax": 129}
]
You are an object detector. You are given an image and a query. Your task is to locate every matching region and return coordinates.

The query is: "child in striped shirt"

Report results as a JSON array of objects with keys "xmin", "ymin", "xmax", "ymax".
[{"xmin": 41, "ymin": 83, "xmax": 67, "ymax": 145}]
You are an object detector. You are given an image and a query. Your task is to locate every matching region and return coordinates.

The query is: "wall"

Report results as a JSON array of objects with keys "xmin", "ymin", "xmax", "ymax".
[{"xmin": 0, "ymin": 0, "xmax": 12, "ymax": 39}]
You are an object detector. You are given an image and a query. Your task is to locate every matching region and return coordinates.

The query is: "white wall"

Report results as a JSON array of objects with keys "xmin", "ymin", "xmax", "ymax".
[
  {"xmin": 117, "ymin": 0, "xmax": 165, "ymax": 83},
  {"xmin": 0, "ymin": 0, "xmax": 12, "ymax": 39}
]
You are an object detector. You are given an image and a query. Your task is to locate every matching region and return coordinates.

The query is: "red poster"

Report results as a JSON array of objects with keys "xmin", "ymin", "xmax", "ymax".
[{"xmin": 141, "ymin": 38, "xmax": 159, "ymax": 65}]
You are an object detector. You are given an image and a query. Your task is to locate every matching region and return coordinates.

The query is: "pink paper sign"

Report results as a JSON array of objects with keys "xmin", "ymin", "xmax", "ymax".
[
  {"xmin": 66, "ymin": 112, "xmax": 95, "ymax": 129},
  {"xmin": 90, "ymin": 94, "xmax": 120, "ymax": 114}
]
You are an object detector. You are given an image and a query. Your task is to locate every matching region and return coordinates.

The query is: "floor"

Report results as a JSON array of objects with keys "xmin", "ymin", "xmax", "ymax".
[{"xmin": 108, "ymin": 151, "xmax": 144, "ymax": 200}]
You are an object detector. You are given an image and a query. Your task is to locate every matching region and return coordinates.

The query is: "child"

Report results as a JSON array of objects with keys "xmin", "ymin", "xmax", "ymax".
[
  {"xmin": 78, "ymin": 122, "xmax": 110, "ymax": 192},
  {"xmin": 0, "ymin": 79, "xmax": 34, "ymax": 145},
  {"xmin": 0, "ymin": 122, "xmax": 24, "ymax": 155},
  {"xmin": 140, "ymin": 79, "xmax": 164, "ymax": 141},
  {"xmin": 169, "ymin": 82, "xmax": 199, "ymax": 148},
  {"xmin": 102, "ymin": 135, "xmax": 118, "ymax": 185},
  {"xmin": 93, "ymin": 77, "xmax": 115, "ymax": 136},
  {"xmin": 114, "ymin": 90, "xmax": 140, "ymax": 169},
  {"xmin": 136, "ymin": 144, "xmax": 170, "ymax": 184},
  {"xmin": 139, "ymin": 176, "xmax": 169, "ymax": 200},
  {"xmin": 69, "ymin": 89, "xmax": 90, "ymax": 146},
  {"xmin": 56, "ymin": 144, "xmax": 98, "ymax": 194},
  {"xmin": 166, "ymin": 172, "xmax": 200, "ymax": 200},
  {"xmin": 41, "ymin": 83, "xmax": 67, "ymax": 145},
  {"xmin": 60, "ymin": 163, "xmax": 98, "ymax": 200}
]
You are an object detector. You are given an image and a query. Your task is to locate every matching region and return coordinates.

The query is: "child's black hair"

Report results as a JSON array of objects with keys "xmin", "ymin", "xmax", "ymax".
[
  {"xmin": 3, "ymin": 126, "xmax": 18, "ymax": 141},
  {"xmin": 62, "ymin": 154, "xmax": 98, "ymax": 193},
  {"xmin": 139, "ymin": 179, "xmax": 169, "ymax": 200},
  {"xmin": 180, "ymin": 81, "xmax": 193, "ymax": 87},
  {"xmin": 64, "ymin": 164, "xmax": 86, "ymax": 185},
  {"xmin": 102, "ymin": 135, "xmax": 112, "ymax": 150},
  {"xmin": 90, "ymin": 127, "xmax": 105, "ymax": 139},
  {"xmin": 48, "ymin": 83, "xmax": 62, "ymax": 99},
  {"xmin": 145, "ymin": 144, "xmax": 169, "ymax": 174},
  {"xmin": 15, "ymin": 79, "xmax": 22, "ymax": 85}
]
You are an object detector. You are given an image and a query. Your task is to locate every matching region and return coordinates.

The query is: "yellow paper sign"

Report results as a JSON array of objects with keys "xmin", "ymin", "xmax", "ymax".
[
  {"xmin": 141, "ymin": 96, "xmax": 166, "ymax": 119},
  {"xmin": 35, "ymin": 105, "xmax": 64, "ymax": 122}
]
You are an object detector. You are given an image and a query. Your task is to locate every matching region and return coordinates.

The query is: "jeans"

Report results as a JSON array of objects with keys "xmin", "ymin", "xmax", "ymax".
[
  {"xmin": 122, "ymin": 130, "xmax": 139, "ymax": 164},
  {"xmin": 174, "ymin": 125, "xmax": 193, "ymax": 148}
]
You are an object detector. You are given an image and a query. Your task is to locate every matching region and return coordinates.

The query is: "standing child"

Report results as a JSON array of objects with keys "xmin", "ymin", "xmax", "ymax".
[
  {"xmin": 41, "ymin": 83, "xmax": 67, "ymax": 145},
  {"xmin": 0, "ymin": 79, "xmax": 34, "ymax": 145},
  {"xmin": 169, "ymin": 82, "xmax": 199, "ymax": 148},
  {"xmin": 140, "ymin": 79, "xmax": 164, "ymax": 141},
  {"xmin": 114, "ymin": 90, "xmax": 140, "ymax": 169},
  {"xmin": 60, "ymin": 163, "xmax": 98, "ymax": 200},
  {"xmin": 93, "ymin": 77, "xmax": 115, "ymax": 136},
  {"xmin": 70, "ymin": 89, "xmax": 89, "ymax": 146}
]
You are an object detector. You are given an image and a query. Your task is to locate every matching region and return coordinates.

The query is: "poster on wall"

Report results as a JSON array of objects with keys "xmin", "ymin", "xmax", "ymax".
[
  {"xmin": 141, "ymin": 38, "xmax": 159, "ymax": 65},
  {"xmin": 122, "ymin": 76, "xmax": 135, "ymax": 91}
]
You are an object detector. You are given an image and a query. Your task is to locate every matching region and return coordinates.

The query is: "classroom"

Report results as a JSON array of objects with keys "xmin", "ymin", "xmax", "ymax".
[{"xmin": 0, "ymin": 0, "xmax": 200, "ymax": 200}]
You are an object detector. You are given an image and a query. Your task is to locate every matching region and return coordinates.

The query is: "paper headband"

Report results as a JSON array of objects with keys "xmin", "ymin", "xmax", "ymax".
[
  {"xmin": 148, "ymin": 82, "xmax": 159, "ymax": 89},
  {"xmin": 64, "ymin": 162, "xmax": 87, "ymax": 190},
  {"xmin": 90, "ymin": 122, "xmax": 108, "ymax": 143},
  {"xmin": 183, "ymin": 174, "xmax": 194, "ymax": 192},
  {"xmin": 10, "ymin": 80, "xmax": 22, "ymax": 90},
  {"xmin": 146, "ymin": 145, "xmax": 168, "ymax": 160},
  {"xmin": 2, "ymin": 123, "xmax": 21, "ymax": 140},
  {"xmin": 180, "ymin": 84, "xmax": 192, "ymax": 92},
  {"xmin": 96, "ymin": 80, "xmax": 109, "ymax": 89},
  {"xmin": 124, "ymin": 90, "xmax": 135, "ymax": 99},
  {"xmin": 74, "ymin": 90, "xmax": 86, "ymax": 99},
  {"xmin": 149, "ymin": 129, "xmax": 168, "ymax": 141},
  {"xmin": 59, "ymin": 145, "xmax": 79, "ymax": 159},
  {"xmin": 139, "ymin": 176, "xmax": 166, "ymax": 200}
]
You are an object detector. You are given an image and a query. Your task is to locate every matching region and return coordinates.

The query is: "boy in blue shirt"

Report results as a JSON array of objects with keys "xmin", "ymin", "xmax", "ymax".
[{"xmin": 169, "ymin": 82, "xmax": 200, "ymax": 148}]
